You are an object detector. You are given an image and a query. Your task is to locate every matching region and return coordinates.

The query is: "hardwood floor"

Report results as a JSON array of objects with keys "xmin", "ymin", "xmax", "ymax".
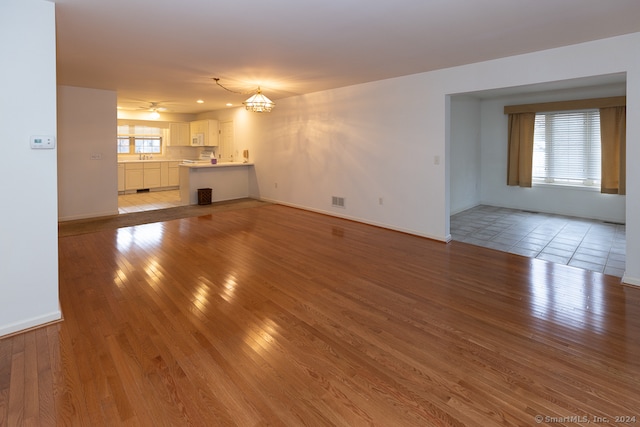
[{"xmin": 2, "ymin": 204, "xmax": 640, "ymax": 426}]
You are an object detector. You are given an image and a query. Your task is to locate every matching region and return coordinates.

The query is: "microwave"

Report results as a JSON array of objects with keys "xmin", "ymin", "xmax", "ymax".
[{"xmin": 191, "ymin": 133, "xmax": 204, "ymax": 146}]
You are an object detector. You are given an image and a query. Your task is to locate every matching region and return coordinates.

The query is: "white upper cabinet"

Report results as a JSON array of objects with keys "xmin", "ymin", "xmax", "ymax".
[
  {"xmin": 189, "ymin": 120, "xmax": 219, "ymax": 146},
  {"xmin": 168, "ymin": 122, "xmax": 191, "ymax": 146}
]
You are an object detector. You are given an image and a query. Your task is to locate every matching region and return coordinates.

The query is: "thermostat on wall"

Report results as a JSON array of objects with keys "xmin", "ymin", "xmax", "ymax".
[{"xmin": 30, "ymin": 135, "xmax": 56, "ymax": 149}]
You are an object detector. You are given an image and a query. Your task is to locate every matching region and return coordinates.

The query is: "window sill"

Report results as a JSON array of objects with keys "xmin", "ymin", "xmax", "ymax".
[{"xmin": 532, "ymin": 182, "xmax": 600, "ymax": 192}]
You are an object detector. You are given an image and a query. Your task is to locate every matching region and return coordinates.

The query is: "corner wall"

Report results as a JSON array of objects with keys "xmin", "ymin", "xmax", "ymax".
[
  {"xmin": 0, "ymin": 0, "xmax": 61, "ymax": 336},
  {"xmin": 58, "ymin": 86, "xmax": 118, "ymax": 221},
  {"xmin": 450, "ymin": 96, "xmax": 481, "ymax": 215}
]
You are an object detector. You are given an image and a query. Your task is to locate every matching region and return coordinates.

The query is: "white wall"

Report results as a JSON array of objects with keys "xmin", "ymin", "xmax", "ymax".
[
  {"xmin": 234, "ymin": 74, "xmax": 447, "ymax": 240},
  {"xmin": 58, "ymin": 86, "xmax": 119, "ymax": 221},
  {"xmin": 215, "ymin": 33, "xmax": 640, "ymax": 285},
  {"xmin": 0, "ymin": 0, "xmax": 61, "ymax": 336},
  {"xmin": 627, "ymin": 74, "xmax": 640, "ymax": 286},
  {"xmin": 450, "ymin": 96, "xmax": 481, "ymax": 215}
]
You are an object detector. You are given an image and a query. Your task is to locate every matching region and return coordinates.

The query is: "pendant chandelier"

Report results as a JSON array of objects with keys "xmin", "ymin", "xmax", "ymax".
[
  {"xmin": 243, "ymin": 88, "xmax": 275, "ymax": 113},
  {"xmin": 213, "ymin": 78, "xmax": 275, "ymax": 113}
]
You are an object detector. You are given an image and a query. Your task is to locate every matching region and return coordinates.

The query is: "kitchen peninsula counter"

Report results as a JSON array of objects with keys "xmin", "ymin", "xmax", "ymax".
[{"xmin": 179, "ymin": 162, "xmax": 254, "ymax": 205}]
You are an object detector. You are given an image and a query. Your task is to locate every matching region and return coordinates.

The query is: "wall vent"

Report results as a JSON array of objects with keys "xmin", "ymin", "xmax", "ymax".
[{"xmin": 332, "ymin": 196, "xmax": 345, "ymax": 208}]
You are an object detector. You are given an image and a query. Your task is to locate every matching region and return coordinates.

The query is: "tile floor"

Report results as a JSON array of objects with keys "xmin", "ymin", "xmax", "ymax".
[
  {"xmin": 451, "ymin": 205, "xmax": 626, "ymax": 278},
  {"xmin": 118, "ymin": 190, "xmax": 183, "ymax": 214}
]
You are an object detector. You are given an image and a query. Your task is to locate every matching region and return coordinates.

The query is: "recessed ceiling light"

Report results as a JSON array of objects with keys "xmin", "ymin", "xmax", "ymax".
[
  {"xmin": 196, "ymin": 99, "xmax": 204, "ymax": 104},
  {"xmin": 226, "ymin": 103, "xmax": 233, "ymax": 107}
]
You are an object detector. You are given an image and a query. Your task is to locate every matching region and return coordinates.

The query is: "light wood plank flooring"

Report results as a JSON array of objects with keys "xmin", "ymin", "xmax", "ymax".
[{"xmin": 2, "ymin": 204, "xmax": 640, "ymax": 425}]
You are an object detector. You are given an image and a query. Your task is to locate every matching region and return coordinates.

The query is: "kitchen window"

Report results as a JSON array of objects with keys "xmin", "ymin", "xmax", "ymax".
[
  {"xmin": 117, "ymin": 124, "xmax": 163, "ymax": 154},
  {"xmin": 117, "ymin": 136, "xmax": 162, "ymax": 154},
  {"xmin": 532, "ymin": 109, "xmax": 601, "ymax": 189}
]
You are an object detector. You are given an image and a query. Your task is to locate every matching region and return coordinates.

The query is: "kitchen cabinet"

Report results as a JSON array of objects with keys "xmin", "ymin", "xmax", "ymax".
[
  {"xmin": 168, "ymin": 161, "xmax": 180, "ymax": 186},
  {"xmin": 169, "ymin": 122, "xmax": 190, "ymax": 146},
  {"xmin": 190, "ymin": 120, "xmax": 219, "ymax": 146},
  {"xmin": 122, "ymin": 161, "xmax": 180, "ymax": 192},
  {"xmin": 160, "ymin": 161, "xmax": 180, "ymax": 187},
  {"xmin": 161, "ymin": 162, "xmax": 169, "ymax": 187},
  {"xmin": 118, "ymin": 163, "xmax": 125, "ymax": 192},
  {"xmin": 143, "ymin": 162, "xmax": 161, "ymax": 188},
  {"xmin": 124, "ymin": 163, "xmax": 144, "ymax": 190}
]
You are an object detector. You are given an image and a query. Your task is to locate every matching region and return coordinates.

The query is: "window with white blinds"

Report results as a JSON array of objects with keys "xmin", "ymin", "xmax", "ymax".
[
  {"xmin": 117, "ymin": 124, "xmax": 163, "ymax": 154},
  {"xmin": 532, "ymin": 110, "xmax": 601, "ymax": 188}
]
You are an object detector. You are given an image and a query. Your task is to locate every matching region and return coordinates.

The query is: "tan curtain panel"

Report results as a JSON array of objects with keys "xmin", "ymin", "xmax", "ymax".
[
  {"xmin": 600, "ymin": 106, "xmax": 626, "ymax": 195},
  {"xmin": 507, "ymin": 112, "xmax": 535, "ymax": 187}
]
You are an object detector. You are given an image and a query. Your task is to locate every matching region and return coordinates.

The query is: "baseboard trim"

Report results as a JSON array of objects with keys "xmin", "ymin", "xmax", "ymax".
[
  {"xmin": 0, "ymin": 309, "xmax": 63, "ymax": 339},
  {"xmin": 260, "ymin": 198, "xmax": 450, "ymax": 243},
  {"xmin": 59, "ymin": 209, "xmax": 119, "ymax": 222},
  {"xmin": 622, "ymin": 273, "xmax": 640, "ymax": 288}
]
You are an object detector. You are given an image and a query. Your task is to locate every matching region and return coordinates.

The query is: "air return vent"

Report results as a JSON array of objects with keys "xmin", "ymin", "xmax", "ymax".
[{"xmin": 332, "ymin": 196, "xmax": 345, "ymax": 208}]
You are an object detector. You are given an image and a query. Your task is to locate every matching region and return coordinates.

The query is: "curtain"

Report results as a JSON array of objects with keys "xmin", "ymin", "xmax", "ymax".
[
  {"xmin": 600, "ymin": 106, "xmax": 626, "ymax": 195},
  {"xmin": 507, "ymin": 112, "xmax": 535, "ymax": 187}
]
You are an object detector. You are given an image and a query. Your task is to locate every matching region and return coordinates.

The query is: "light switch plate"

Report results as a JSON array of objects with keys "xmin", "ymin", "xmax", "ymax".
[{"xmin": 30, "ymin": 135, "xmax": 56, "ymax": 149}]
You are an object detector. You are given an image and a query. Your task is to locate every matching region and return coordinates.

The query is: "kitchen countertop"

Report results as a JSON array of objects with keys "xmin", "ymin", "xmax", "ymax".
[
  {"xmin": 179, "ymin": 162, "xmax": 254, "ymax": 168},
  {"xmin": 118, "ymin": 159, "xmax": 182, "ymax": 163}
]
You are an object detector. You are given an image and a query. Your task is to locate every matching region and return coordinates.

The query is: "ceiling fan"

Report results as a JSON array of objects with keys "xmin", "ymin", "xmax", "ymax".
[
  {"xmin": 117, "ymin": 99, "xmax": 176, "ymax": 112},
  {"xmin": 117, "ymin": 99, "xmax": 177, "ymax": 119},
  {"xmin": 147, "ymin": 103, "xmax": 165, "ymax": 119},
  {"xmin": 137, "ymin": 101, "xmax": 171, "ymax": 113}
]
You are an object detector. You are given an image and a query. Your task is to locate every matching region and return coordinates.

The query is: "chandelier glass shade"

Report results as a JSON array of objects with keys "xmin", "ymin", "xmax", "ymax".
[
  {"xmin": 243, "ymin": 88, "xmax": 275, "ymax": 113},
  {"xmin": 214, "ymin": 78, "xmax": 275, "ymax": 113}
]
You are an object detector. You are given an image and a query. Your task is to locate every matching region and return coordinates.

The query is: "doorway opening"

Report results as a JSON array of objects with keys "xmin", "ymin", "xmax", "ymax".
[{"xmin": 448, "ymin": 74, "xmax": 627, "ymax": 278}]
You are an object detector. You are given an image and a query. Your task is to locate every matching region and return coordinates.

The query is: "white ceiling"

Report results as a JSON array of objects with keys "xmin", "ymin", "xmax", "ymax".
[{"xmin": 52, "ymin": 0, "xmax": 640, "ymax": 114}]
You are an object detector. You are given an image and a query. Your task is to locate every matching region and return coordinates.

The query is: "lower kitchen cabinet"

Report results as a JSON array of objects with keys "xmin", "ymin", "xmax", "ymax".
[
  {"xmin": 168, "ymin": 161, "xmax": 180, "ymax": 186},
  {"xmin": 118, "ymin": 164, "xmax": 125, "ymax": 192},
  {"xmin": 143, "ymin": 162, "xmax": 161, "ymax": 188},
  {"xmin": 161, "ymin": 162, "xmax": 169, "ymax": 187},
  {"xmin": 124, "ymin": 163, "xmax": 144, "ymax": 190},
  {"xmin": 121, "ymin": 161, "xmax": 180, "ymax": 192}
]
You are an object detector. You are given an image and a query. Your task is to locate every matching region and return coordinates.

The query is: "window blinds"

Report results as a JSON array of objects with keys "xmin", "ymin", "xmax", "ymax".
[{"xmin": 532, "ymin": 110, "xmax": 601, "ymax": 187}]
